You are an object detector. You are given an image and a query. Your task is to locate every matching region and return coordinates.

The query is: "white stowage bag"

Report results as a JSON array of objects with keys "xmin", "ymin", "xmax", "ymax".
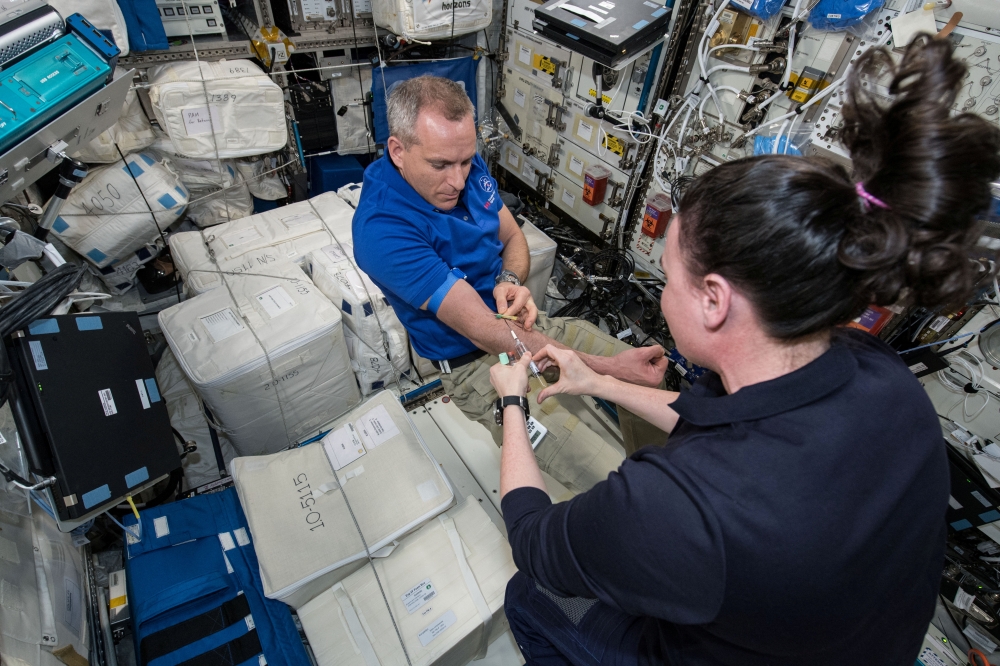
[
  {"xmin": 52, "ymin": 153, "xmax": 188, "ymax": 268},
  {"xmin": 158, "ymin": 260, "xmax": 361, "ymax": 457},
  {"xmin": 156, "ymin": 348, "xmax": 237, "ymax": 490},
  {"xmin": 71, "ymin": 72, "xmax": 153, "ymax": 163},
  {"xmin": 237, "ymin": 159, "xmax": 287, "ymax": 200},
  {"xmin": 231, "ymin": 391, "xmax": 455, "ymax": 608},
  {"xmin": 297, "ymin": 498, "xmax": 515, "ymax": 666},
  {"xmin": 371, "ymin": 0, "xmax": 491, "ymax": 40},
  {"xmin": 0, "ymin": 507, "xmax": 89, "ymax": 666},
  {"xmin": 149, "ymin": 136, "xmax": 254, "ymax": 227},
  {"xmin": 329, "ymin": 70, "xmax": 373, "ymax": 155},
  {"xmin": 336, "ymin": 182, "xmax": 362, "ymax": 208},
  {"xmin": 522, "ymin": 220, "xmax": 558, "ymax": 308},
  {"xmin": 47, "ymin": 0, "xmax": 129, "ymax": 55},
  {"xmin": 147, "ymin": 59, "xmax": 287, "ymax": 159},
  {"xmin": 308, "ymin": 243, "xmax": 410, "ymax": 394},
  {"xmin": 170, "ymin": 192, "xmax": 354, "ymax": 295}
]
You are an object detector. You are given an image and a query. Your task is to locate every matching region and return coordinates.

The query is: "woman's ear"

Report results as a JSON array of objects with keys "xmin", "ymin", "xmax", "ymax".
[{"xmin": 699, "ymin": 273, "xmax": 732, "ymax": 332}]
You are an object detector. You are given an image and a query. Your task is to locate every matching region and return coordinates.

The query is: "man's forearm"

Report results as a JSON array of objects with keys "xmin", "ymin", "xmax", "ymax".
[{"xmin": 500, "ymin": 234, "xmax": 530, "ymax": 283}]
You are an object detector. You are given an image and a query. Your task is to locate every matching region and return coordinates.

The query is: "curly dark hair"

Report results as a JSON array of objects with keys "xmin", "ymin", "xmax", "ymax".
[{"xmin": 674, "ymin": 35, "xmax": 1000, "ymax": 339}]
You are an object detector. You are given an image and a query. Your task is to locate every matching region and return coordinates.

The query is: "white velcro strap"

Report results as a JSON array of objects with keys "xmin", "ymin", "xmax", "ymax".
[
  {"xmin": 333, "ymin": 584, "xmax": 382, "ymax": 666},
  {"xmin": 439, "ymin": 514, "xmax": 492, "ymax": 660}
]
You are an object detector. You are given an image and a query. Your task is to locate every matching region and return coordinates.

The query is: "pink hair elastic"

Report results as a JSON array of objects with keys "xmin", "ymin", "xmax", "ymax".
[{"xmin": 855, "ymin": 182, "xmax": 891, "ymax": 211}]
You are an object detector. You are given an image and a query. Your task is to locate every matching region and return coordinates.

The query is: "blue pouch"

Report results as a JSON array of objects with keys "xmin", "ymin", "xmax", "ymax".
[
  {"xmin": 124, "ymin": 489, "xmax": 309, "ymax": 666},
  {"xmin": 808, "ymin": 0, "xmax": 886, "ymax": 30}
]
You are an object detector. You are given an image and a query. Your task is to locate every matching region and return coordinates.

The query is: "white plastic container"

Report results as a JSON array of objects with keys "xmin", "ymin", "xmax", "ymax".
[
  {"xmin": 336, "ymin": 182, "xmax": 363, "ymax": 208},
  {"xmin": 371, "ymin": 0, "xmax": 491, "ymax": 40},
  {"xmin": 170, "ymin": 192, "xmax": 354, "ymax": 295},
  {"xmin": 158, "ymin": 261, "xmax": 361, "ymax": 457},
  {"xmin": 231, "ymin": 391, "xmax": 455, "ymax": 608},
  {"xmin": 297, "ymin": 498, "xmax": 514, "ymax": 665},
  {"xmin": 52, "ymin": 153, "xmax": 188, "ymax": 269},
  {"xmin": 147, "ymin": 59, "xmax": 287, "ymax": 159},
  {"xmin": 522, "ymin": 220, "xmax": 558, "ymax": 309},
  {"xmin": 307, "ymin": 243, "xmax": 410, "ymax": 394}
]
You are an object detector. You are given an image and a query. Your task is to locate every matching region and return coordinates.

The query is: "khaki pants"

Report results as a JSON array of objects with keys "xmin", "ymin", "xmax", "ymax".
[{"xmin": 440, "ymin": 314, "xmax": 667, "ymax": 493}]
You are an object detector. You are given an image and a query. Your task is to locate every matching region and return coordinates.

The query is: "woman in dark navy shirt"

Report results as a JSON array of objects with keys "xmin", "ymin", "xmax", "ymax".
[{"xmin": 488, "ymin": 37, "xmax": 1000, "ymax": 665}]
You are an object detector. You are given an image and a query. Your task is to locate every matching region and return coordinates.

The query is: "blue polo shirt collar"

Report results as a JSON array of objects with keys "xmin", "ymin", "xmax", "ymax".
[
  {"xmin": 383, "ymin": 157, "xmax": 471, "ymax": 215},
  {"xmin": 671, "ymin": 339, "xmax": 858, "ymax": 427}
]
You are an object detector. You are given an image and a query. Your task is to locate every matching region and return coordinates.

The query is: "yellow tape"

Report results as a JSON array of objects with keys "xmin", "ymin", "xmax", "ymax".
[
  {"xmin": 126, "ymin": 495, "xmax": 140, "ymax": 523},
  {"xmin": 109, "ymin": 596, "xmax": 126, "ymax": 609}
]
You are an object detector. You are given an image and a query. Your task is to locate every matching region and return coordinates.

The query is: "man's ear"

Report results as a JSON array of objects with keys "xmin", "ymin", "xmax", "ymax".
[
  {"xmin": 387, "ymin": 136, "xmax": 405, "ymax": 169},
  {"xmin": 700, "ymin": 273, "xmax": 732, "ymax": 332}
]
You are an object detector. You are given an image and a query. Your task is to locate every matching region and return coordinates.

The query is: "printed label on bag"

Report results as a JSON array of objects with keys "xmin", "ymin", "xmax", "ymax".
[
  {"xmin": 183, "ymin": 105, "xmax": 223, "ymax": 136},
  {"xmin": 322, "ymin": 244, "xmax": 348, "ymax": 264},
  {"xmin": 526, "ymin": 416, "xmax": 547, "ymax": 450},
  {"xmin": 99, "ymin": 389, "xmax": 117, "ymax": 417},
  {"xmin": 280, "ymin": 212, "xmax": 319, "ymax": 228},
  {"xmin": 929, "ymin": 315, "xmax": 951, "ymax": 333},
  {"xmin": 323, "ymin": 424, "xmax": 366, "ymax": 471},
  {"xmin": 418, "ymin": 610, "xmax": 457, "ymax": 646},
  {"xmin": 402, "ymin": 579, "xmax": 437, "ymax": 614},
  {"xmin": 200, "ymin": 308, "xmax": 245, "ymax": 343},
  {"xmin": 256, "ymin": 286, "xmax": 296, "ymax": 318},
  {"xmin": 354, "ymin": 404, "xmax": 402, "ymax": 449},
  {"xmin": 222, "ymin": 227, "xmax": 263, "ymax": 249}
]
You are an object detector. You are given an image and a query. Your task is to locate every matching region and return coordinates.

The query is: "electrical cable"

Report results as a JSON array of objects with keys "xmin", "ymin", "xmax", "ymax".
[{"xmin": 938, "ymin": 350, "xmax": 992, "ymax": 421}]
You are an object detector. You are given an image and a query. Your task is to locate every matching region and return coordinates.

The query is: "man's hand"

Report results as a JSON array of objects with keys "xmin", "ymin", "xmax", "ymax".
[
  {"xmin": 490, "ymin": 353, "xmax": 532, "ymax": 397},
  {"xmin": 493, "ymin": 283, "xmax": 538, "ymax": 331},
  {"xmin": 533, "ymin": 345, "xmax": 604, "ymax": 403},
  {"xmin": 609, "ymin": 345, "xmax": 668, "ymax": 387}
]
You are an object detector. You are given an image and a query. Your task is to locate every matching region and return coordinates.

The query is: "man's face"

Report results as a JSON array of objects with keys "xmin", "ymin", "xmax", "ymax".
[{"xmin": 388, "ymin": 107, "xmax": 477, "ymax": 211}]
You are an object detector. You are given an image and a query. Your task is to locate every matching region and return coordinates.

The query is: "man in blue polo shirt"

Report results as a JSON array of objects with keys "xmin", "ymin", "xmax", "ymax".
[{"xmin": 353, "ymin": 75, "xmax": 667, "ymax": 493}]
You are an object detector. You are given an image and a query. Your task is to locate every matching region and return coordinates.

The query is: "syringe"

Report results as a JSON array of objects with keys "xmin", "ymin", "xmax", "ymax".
[{"xmin": 509, "ymin": 329, "xmax": 547, "ymax": 387}]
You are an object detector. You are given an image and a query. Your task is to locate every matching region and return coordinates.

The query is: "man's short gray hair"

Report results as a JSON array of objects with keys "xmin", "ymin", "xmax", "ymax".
[{"xmin": 386, "ymin": 75, "xmax": 475, "ymax": 147}]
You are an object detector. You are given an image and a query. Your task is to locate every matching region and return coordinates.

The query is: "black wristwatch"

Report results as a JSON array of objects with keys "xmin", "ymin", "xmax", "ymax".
[
  {"xmin": 494, "ymin": 395, "xmax": 529, "ymax": 426},
  {"xmin": 495, "ymin": 269, "xmax": 521, "ymax": 287}
]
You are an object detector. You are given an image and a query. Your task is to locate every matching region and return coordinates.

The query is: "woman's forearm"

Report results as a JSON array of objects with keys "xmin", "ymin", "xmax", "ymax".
[
  {"xmin": 592, "ymin": 375, "xmax": 682, "ymax": 433},
  {"xmin": 500, "ymin": 406, "xmax": 548, "ymax": 498}
]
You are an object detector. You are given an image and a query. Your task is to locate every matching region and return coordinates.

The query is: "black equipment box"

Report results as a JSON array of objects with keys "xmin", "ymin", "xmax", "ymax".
[
  {"xmin": 7, "ymin": 312, "xmax": 179, "ymax": 521},
  {"xmin": 533, "ymin": 0, "xmax": 670, "ymax": 68}
]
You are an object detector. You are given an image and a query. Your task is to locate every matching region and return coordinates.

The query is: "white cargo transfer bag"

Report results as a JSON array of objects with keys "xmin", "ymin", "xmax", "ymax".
[
  {"xmin": 147, "ymin": 59, "xmax": 287, "ymax": 159},
  {"xmin": 71, "ymin": 72, "xmax": 153, "ymax": 163},
  {"xmin": 297, "ymin": 498, "xmax": 514, "ymax": 666},
  {"xmin": 48, "ymin": 0, "xmax": 129, "ymax": 55},
  {"xmin": 231, "ymin": 391, "xmax": 455, "ymax": 607},
  {"xmin": 522, "ymin": 220, "xmax": 558, "ymax": 308},
  {"xmin": 170, "ymin": 192, "xmax": 355, "ymax": 295},
  {"xmin": 52, "ymin": 153, "xmax": 188, "ymax": 268},
  {"xmin": 336, "ymin": 182, "xmax": 363, "ymax": 208},
  {"xmin": 156, "ymin": 348, "xmax": 237, "ymax": 490},
  {"xmin": 237, "ymin": 159, "xmax": 287, "ymax": 200},
  {"xmin": 158, "ymin": 260, "xmax": 361, "ymax": 457},
  {"xmin": 148, "ymin": 143, "xmax": 254, "ymax": 228},
  {"xmin": 372, "ymin": 0, "xmax": 491, "ymax": 40},
  {"xmin": 308, "ymin": 243, "xmax": 410, "ymax": 394}
]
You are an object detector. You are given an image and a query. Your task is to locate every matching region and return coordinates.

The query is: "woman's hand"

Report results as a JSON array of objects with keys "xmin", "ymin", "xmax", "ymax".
[
  {"xmin": 490, "ymin": 353, "xmax": 532, "ymax": 397},
  {"xmin": 533, "ymin": 345, "xmax": 605, "ymax": 403}
]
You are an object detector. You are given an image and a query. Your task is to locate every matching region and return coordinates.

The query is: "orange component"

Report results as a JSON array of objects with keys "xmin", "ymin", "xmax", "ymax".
[
  {"xmin": 582, "ymin": 165, "xmax": 610, "ymax": 206},
  {"xmin": 641, "ymin": 193, "xmax": 672, "ymax": 238}
]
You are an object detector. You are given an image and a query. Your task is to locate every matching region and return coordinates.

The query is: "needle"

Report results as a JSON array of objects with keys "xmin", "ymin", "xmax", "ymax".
[{"xmin": 504, "ymin": 320, "xmax": 547, "ymax": 387}]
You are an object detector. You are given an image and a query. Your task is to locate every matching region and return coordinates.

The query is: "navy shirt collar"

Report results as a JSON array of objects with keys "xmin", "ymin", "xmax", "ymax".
[{"xmin": 671, "ymin": 338, "xmax": 858, "ymax": 427}]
